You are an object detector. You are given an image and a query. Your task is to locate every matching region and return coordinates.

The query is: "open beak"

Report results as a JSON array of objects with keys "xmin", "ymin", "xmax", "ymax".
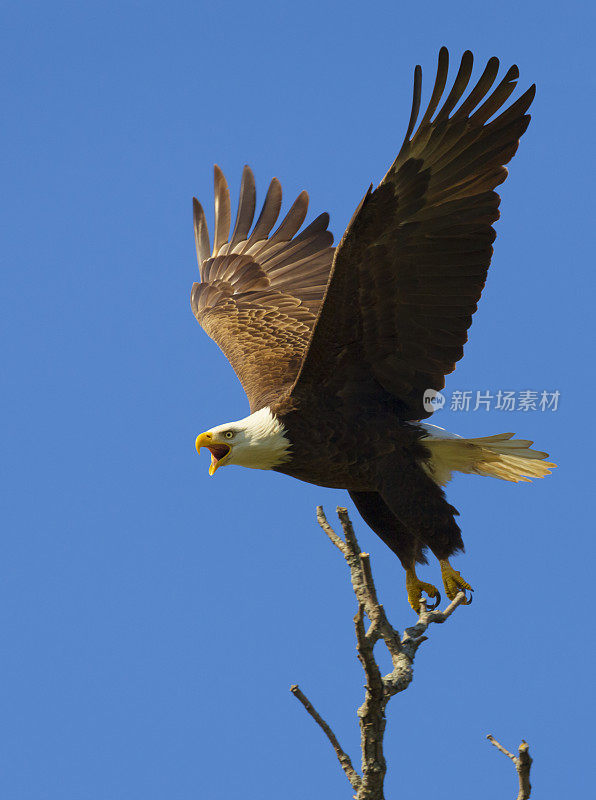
[{"xmin": 195, "ymin": 432, "xmax": 231, "ymax": 476}]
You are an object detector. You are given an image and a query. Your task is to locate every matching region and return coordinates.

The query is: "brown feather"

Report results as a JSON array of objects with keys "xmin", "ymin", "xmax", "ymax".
[
  {"xmin": 191, "ymin": 170, "xmax": 334, "ymax": 411},
  {"xmin": 229, "ymin": 165, "xmax": 256, "ymax": 250},
  {"xmin": 290, "ymin": 49, "xmax": 535, "ymax": 420},
  {"xmin": 213, "ymin": 165, "xmax": 231, "ymax": 255},
  {"xmin": 193, "ymin": 198, "xmax": 210, "ymax": 271}
]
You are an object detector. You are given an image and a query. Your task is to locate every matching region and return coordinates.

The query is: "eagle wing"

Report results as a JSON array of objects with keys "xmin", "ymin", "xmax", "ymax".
[
  {"xmin": 291, "ymin": 48, "xmax": 536, "ymax": 420},
  {"xmin": 191, "ymin": 165, "xmax": 334, "ymax": 412}
]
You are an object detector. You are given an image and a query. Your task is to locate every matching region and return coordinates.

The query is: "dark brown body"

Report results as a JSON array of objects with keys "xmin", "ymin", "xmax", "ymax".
[{"xmin": 272, "ymin": 395, "xmax": 463, "ymax": 568}]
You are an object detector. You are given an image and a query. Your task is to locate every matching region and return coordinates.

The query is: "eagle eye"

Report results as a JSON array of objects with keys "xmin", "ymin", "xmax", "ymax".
[{"xmin": 224, "ymin": 430, "xmax": 234, "ymax": 439}]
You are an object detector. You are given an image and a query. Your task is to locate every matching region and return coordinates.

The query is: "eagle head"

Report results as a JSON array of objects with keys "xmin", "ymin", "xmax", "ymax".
[{"xmin": 195, "ymin": 407, "xmax": 291, "ymax": 475}]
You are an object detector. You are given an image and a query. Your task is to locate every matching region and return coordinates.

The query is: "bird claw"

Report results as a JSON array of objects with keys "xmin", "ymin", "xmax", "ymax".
[
  {"xmin": 425, "ymin": 590, "xmax": 441, "ymax": 610},
  {"xmin": 461, "ymin": 587, "xmax": 474, "ymax": 605},
  {"xmin": 440, "ymin": 560, "xmax": 473, "ymax": 603},
  {"xmin": 406, "ymin": 569, "xmax": 441, "ymax": 614}
]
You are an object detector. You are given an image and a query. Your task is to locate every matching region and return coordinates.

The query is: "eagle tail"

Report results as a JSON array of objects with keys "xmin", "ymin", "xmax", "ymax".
[{"xmin": 419, "ymin": 426, "xmax": 557, "ymax": 486}]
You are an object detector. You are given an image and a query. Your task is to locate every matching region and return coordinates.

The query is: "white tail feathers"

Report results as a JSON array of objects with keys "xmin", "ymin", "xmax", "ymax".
[{"xmin": 418, "ymin": 425, "xmax": 557, "ymax": 486}]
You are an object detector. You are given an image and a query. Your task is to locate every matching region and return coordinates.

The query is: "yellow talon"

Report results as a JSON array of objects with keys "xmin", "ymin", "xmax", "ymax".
[
  {"xmin": 405, "ymin": 566, "xmax": 440, "ymax": 613},
  {"xmin": 439, "ymin": 559, "xmax": 473, "ymax": 603}
]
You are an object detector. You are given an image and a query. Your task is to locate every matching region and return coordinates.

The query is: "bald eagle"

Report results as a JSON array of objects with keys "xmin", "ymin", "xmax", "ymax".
[{"xmin": 191, "ymin": 48, "xmax": 555, "ymax": 612}]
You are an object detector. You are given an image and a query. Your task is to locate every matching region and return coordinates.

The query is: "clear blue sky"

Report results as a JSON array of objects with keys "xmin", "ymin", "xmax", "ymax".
[{"xmin": 2, "ymin": 2, "xmax": 593, "ymax": 798}]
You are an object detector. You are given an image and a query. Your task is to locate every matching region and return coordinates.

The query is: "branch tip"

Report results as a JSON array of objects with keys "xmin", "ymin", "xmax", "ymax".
[
  {"xmin": 487, "ymin": 735, "xmax": 533, "ymax": 799},
  {"xmin": 290, "ymin": 683, "xmax": 361, "ymax": 791}
]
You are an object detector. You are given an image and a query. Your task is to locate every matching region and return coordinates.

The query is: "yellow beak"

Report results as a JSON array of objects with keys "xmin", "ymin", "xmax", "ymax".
[
  {"xmin": 195, "ymin": 432, "xmax": 212, "ymax": 454},
  {"xmin": 195, "ymin": 432, "xmax": 230, "ymax": 476}
]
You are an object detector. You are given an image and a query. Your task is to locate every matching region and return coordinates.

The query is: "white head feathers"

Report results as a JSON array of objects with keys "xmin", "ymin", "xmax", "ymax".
[{"xmin": 209, "ymin": 407, "xmax": 291, "ymax": 470}]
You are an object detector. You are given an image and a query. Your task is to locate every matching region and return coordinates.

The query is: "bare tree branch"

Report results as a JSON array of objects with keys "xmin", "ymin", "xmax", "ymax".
[
  {"xmin": 292, "ymin": 507, "xmax": 534, "ymax": 799},
  {"xmin": 487, "ymin": 735, "xmax": 533, "ymax": 800},
  {"xmin": 290, "ymin": 684, "xmax": 361, "ymax": 792},
  {"xmin": 291, "ymin": 506, "xmax": 470, "ymax": 800},
  {"xmin": 316, "ymin": 505, "xmax": 347, "ymax": 554}
]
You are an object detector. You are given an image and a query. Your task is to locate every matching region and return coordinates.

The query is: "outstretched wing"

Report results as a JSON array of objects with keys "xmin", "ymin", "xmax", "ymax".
[
  {"xmin": 292, "ymin": 48, "xmax": 535, "ymax": 420},
  {"xmin": 191, "ymin": 165, "xmax": 334, "ymax": 412}
]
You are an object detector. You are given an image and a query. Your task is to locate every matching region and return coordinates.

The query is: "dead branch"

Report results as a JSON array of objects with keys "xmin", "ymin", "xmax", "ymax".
[
  {"xmin": 290, "ymin": 506, "xmax": 533, "ymax": 800},
  {"xmin": 291, "ymin": 506, "xmax": 468, "ymax": 800},
  {"xmin": 290, "ymin": 684, "xmax": 361, "ymax": 792},
  {"xmin": 487, "ymin": 735, "xmax": 533, "ymax": 800}
]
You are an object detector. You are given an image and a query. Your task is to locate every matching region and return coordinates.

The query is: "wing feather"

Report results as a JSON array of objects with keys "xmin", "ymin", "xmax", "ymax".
[
  {"xmin": 212, "ymin": 165, "xmax": 231, "ymax": 255},
  {"xmin": 268, "ymin": 191, "xmax": 309, "ymax": 245},
  {"xmin": 292, "ymin": 48, "xmax": 535, "ymax": 420},
  {"xmin": 433, "ymin": 50, "xmax": 474, "ymax": 123},
  {"xmin": 416, "ymin": 45, "xmax": 450, "ymax": 129},
  {"xmin": 191, "ymin": 167, "xmax": 334, "ymax": 411},
  {"xmin": 246, "ymin": 177, "xmax": 283, "ymax": 246},
  {"xmin": 229, "ymin": 165, "xmax": 256, "ymax": 250},
  {"xmin": 193, "ymin": 199, "xmax": 211, "ymax": 269}
]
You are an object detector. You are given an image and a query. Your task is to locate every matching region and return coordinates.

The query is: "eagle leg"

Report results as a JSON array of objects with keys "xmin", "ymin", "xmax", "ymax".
[
  {"xmin": 405, "ymin": 564, "xmax": 441, "ymax": 613},
  {"xmin": 439, "ymin": 559, "xmax": 473, "ymax": 604}
]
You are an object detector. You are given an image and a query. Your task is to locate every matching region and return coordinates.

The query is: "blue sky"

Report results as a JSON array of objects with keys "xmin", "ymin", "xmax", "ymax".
[{"xmin": 2, "ymin": 1, "xmax": 594, "ymax": 797}]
